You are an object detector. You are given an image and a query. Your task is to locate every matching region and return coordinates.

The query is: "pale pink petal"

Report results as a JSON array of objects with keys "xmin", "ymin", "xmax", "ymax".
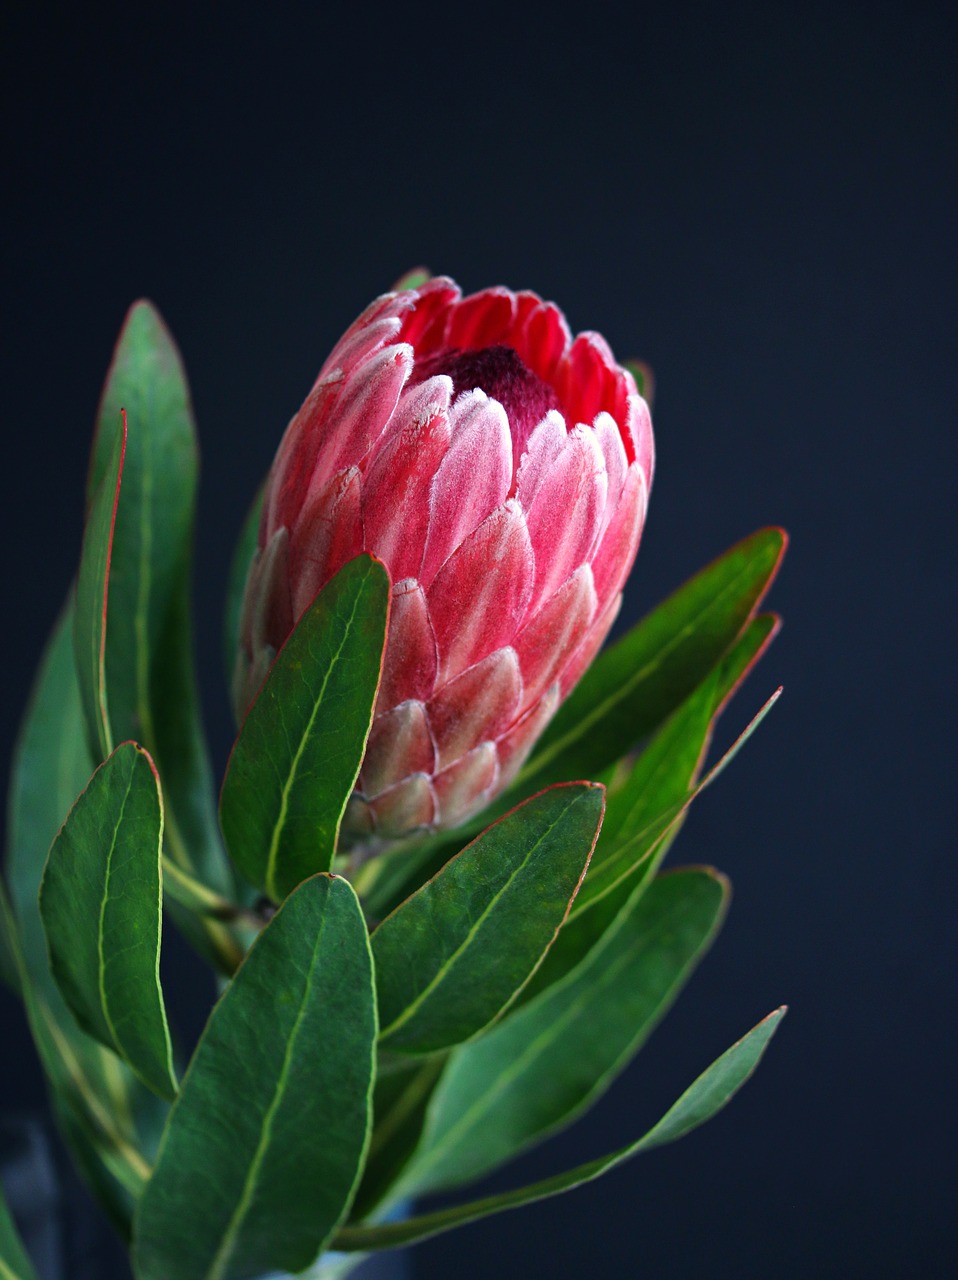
[
  {"xmin": 559, "ymin": 591, "xmax": 623, "ymax": 697},
  {"xmin": 264, "ymin": 372, "xmax": 343, "ymax": 539},
  {"xmin": 317, "ymin": 292, "xmax": 412, "ymax": 382},
  {"xmin": 316, "ymin": 344, "xmax": 413, "ymax": 483},
  {"xmin": 513, "ymin": 566, "xmax": 598, "ymax": 706},
  {"xmin": 433, "ymin": 744, "xmax": 499, "ymax": 828},
  {"xmin": 445, "ymin": 288, "xmax": 516, "ymax": 349},
  {"xmin": 395, "ymin": 372, "xmax": 453, "ymax": 429},
  {"xmin": 525, "ymin": 424, "xmax": 608, "ymax": 612},
  {"xmin": 318, "ymin": 313, "xmax": 406, "ymax": 381},
  {"xmin": 378, "ymin": 579, "xmax": 439, "ymax": 710},
  {"xmin": 515, "ymin": 411, "xmax": 567, "ymax": 510},
  {"xmin": 287, "ymin": 467, "xmax": 363, "ymax": 621},
  {"xmin": 625, "ymin": 392, "xmax": 655, "ymax": 478},
  {"xmin": 427, "ymin": 648, "xmax": 523, "ymax": 771},
  {"xmin": 361, "ymin": 700, "xmax": 435, "ymax": 796},
  {"xmin": 369, "ymin": 773, "xmax": 438, "ymax": 835},
  {"xmin": 594, "ymin": 411, "xmax": 629, "ymax": 513},
  {"xmin": 419, "ymin": 391, "xmax": 513, "ymax": 587},
  {"xmin": 591, "ymin": 464, "xmax": 648, "ymax": 606},
  {"xmin": 494, "ymin": 684, "xmax": 561, "ymax": 789},
  {"xmin": 426, "ymin": 499, "xmax": 535, "ymax": 684},
  {"xmin": 362, "ymin": 408, "xmax": 452, "ymax": 581}
]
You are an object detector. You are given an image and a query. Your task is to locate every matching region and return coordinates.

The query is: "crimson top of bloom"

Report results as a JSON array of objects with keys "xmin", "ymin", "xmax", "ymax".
[{"xmin": 239, "ymin": 276, "xmax": 654, "ymax": 837}]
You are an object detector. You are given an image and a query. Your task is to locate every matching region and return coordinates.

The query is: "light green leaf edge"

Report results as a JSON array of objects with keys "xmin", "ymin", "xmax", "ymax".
[
  {"xmin": 73, "ymin": 411, "xmax": 126, "ymax": 761},
  {"xmin": 335, "ymin": 1007, "xmax": 786, "ymax": 1252}
]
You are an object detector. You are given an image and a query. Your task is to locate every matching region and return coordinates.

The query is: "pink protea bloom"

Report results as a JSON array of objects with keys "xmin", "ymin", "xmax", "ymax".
[{"xmin": 235, "ymin": 277, "xmax": 654, "ymax": 839}]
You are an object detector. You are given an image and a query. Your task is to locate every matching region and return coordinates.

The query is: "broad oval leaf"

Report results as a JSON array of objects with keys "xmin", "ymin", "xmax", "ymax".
[
  {"xmin": 514, "ymin": 526, "xmax": 786, "ymax": 795},
  {"xmin": 394, "ymin": 868, "xmax": 729, "ymax": 1197},
  {"xmin": 220, "ymin": 555, "xmax": 390, "ymax": 902},
  {"xmin": 0, "ymin": 1179, "xmax": 39, "ymax": 1280},
  {"xmin": 74, "ymin": 411, "xmax": 126, "ymax": 761},
  {"xmin": 374, "ymin": 783, "xmax": 604, "ymax": 1055},
  {"xmin": 39, "ymin": 741, "xmax": 176, "ymax": 1101},
  {"xmin": 335, "ymin": 1008, "xmax": 786, "ymax": 1251},
  {"xmin": 133, "ymin": 874, "xmax": 377, "ymax": 1280}
]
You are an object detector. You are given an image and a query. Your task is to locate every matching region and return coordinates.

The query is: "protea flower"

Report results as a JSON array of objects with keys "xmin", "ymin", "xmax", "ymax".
[{"xmin": 235, "ymin": 276, "xmax": 654, "ymax": 839}]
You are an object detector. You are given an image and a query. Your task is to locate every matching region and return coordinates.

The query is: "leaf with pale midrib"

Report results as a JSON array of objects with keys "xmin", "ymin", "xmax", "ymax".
[
  {"xmin": 133, "ymin": 874, "xmax": 377, "ymax": 1280},
  {"xmin": 374, "ymin": 782, "xmax": 604, "ymax": 1055},
  {"xmin": 220, "ymin": 555, "xmax": 390, "ymax": 902},
  {"xmin": 336, "ymin": 1008, "xmax": 786, "ymax": 1252},
  {"xmin": 39, "ymin": 741, "xmax": 176, "ymax": 1101}
]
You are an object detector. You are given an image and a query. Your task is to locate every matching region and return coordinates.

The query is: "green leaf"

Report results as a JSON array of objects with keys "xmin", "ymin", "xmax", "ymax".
[
  {"xmin": 222, "ymin": 483, "xmax": 264, "ymax": 685},
  {"xmin": 92, "ymin": 301, "xmax": 234, "ymax": 902},
  {"xmin": 6, "ymin": 607, "xmax": 158, "ymax": 1226},
  {"xmin": 0, "ymin": 1177, "xmax": 39, "ymax": 1280},
  {"xmin": 133, "ymin": 874, "xmax": 377, "ymax": 1280},
  {"xmin": 514, "ymin": 526, "xmax": 786, "ymax": 796},
  {"xmin": 220, "ymin": 555, "xmax": 390, "ymax": 903},
  {"xmin": 373, "ymin": 783, "xmax": 604, "ymax": 1055},
  {"xmin": 574, "ymin": 613, "xmax": 780, "ymax": 918},
  {"xmin": 335, "ymin": 1007, "xmax": 786, "ymax": 1251},
  {"xmin": 39, "ymin": 742, "xmax": 176, "ymax": 1101},
  {"xmin": 393, "ymin": 868, "xmax": 728, "ymax": 1197},
  {"xmin": 74, "ymin": 411, "xmax": 126, "ymax": 760},
  {"xmin": 351, "ymin": 1056, "xmax": 445, "ymax": 1221}
]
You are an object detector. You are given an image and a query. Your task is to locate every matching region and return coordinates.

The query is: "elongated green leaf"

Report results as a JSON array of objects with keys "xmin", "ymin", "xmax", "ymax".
[
  {"xmin": 220, "ymin": 555, "xmax": 390, "ymax": 902},
  {"xmin": 74, "ymin": 412, "xmax": 126, "ymax": 760},
  {"xmin": 133, "ymin": 874, "xmax": 377, "ymax": 1280},
  {"xmin": 575, "ymin": 613, "xmax": 779, "ymax": 917},
  {"xmin": 515, "ymin": 526, "xmax": 786, "ymax": 795},
  {"xmin": 92, "ymin": 302, "xmax": 234, "ymax": 901},
  {"xmin": 373, "ymin": 783, "xmax": 604, "ymax": 1055},
  {"xmin": 6, "ymin": 607, "xmax": 158, "ymax": 1229},
  {"xmin": 0, "ymin": 1178, "xmax": 38, "ymax": 1280},
  {"xmin": 336, "ymin": 1008, "xmax": 786, "ymax": 1251},
  {"xmin": 222, "ymin": 483, "xmax": 264, "ymax": 684},
  {"xmin": 394, "ymin": 868, "xmax": 728, "ymax": 1197},
  {"xmin": 39, "ymin": 742, "xmax": 176, "ymax": 1100}
]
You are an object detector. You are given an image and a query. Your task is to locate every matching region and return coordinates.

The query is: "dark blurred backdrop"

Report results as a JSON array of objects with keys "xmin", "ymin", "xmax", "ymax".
[{"xmin": 2, "ymin": 2, "xmax": 955, "ymax": 1277}]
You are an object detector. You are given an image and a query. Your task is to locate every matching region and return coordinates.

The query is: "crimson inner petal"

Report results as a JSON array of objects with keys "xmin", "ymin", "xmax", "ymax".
[{"xmin": 412, "ymin": 345, "xmax": 563, "ymax": 456}]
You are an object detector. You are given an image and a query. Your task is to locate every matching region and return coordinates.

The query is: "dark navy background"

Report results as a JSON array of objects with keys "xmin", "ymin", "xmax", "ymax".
[{"xmin": 2, "ymin": 3, "xmax": 955, "ymax": 1276}]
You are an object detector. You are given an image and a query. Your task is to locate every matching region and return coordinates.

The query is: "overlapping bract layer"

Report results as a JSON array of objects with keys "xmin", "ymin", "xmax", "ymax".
[{"xmin": 236, "ymin": 277, "xmax": 654, "ymax": 837}]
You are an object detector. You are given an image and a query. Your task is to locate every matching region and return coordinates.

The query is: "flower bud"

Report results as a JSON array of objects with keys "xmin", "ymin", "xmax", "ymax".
[{"xmin": 236, "ymin": 278, "xmax": 654, "ymax": 839}]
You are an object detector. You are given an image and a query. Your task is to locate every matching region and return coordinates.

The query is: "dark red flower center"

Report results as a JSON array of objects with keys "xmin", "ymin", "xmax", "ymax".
[{"xmin": 412, "ymin": 344, "xmax": 562, "ymax": 452}]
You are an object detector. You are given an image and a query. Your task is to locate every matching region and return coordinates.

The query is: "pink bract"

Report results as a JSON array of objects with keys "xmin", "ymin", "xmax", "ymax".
[{"xmin": 235, "ymin": 277, "xmax": 654, "ymax": 839}]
